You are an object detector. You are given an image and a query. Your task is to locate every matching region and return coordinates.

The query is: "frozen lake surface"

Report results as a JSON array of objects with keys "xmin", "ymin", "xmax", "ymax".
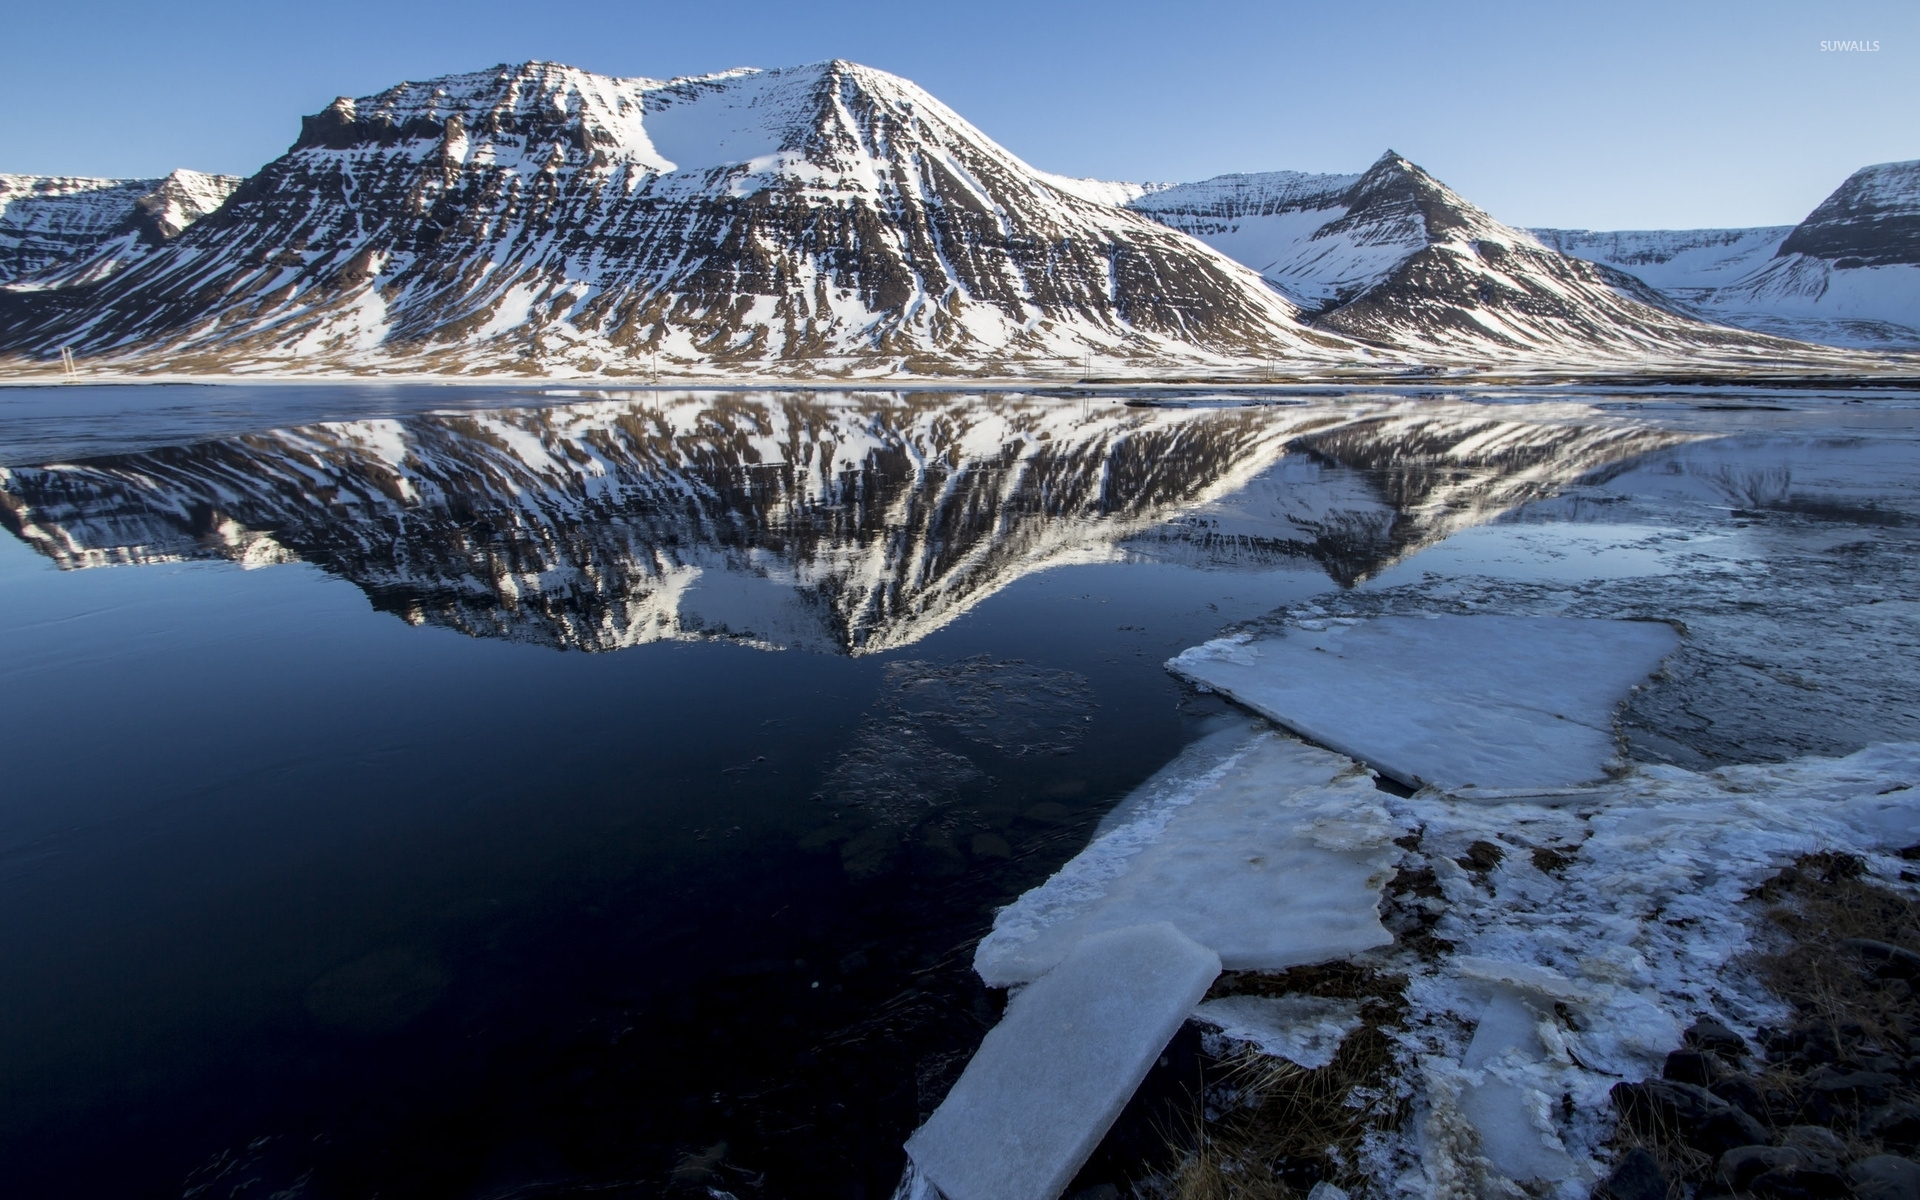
[{"xmin": 0, "ymin": 383, "xmax": 1915, "ymax": 1197}]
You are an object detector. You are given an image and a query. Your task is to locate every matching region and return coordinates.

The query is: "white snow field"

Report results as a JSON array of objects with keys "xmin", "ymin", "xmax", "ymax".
[
  {"xmin": 1383, "ymin": 743, "xmax": 1920, "ymax": 1197},
  {"xmin": 1166, "ymin": 615, "xmax": 1680, "ymax": 791},
  {"xmin": 974, "ymin": 725, "xmax": 1403, "ymax": 986},
  {"xmin": 905, "ymin": 922, "xmax": 1221, "ymax": 1200}
]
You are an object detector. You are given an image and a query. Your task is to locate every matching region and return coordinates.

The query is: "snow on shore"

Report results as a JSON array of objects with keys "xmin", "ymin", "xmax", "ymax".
[{"xmin": 1377, "ymin": 741, "xmax": 1920, "ymax": 1197}]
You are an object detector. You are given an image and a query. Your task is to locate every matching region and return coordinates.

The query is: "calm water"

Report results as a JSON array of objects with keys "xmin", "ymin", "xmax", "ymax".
[{"xmin": 1, "ymin": 384, "xmax": 1916, "ymax": 1198}]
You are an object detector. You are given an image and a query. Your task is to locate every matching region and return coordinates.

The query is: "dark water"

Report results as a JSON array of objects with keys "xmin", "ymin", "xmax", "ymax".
[{"xmin": 1, "ymin": 384, "xmax": 1915, "ymax": 1198}]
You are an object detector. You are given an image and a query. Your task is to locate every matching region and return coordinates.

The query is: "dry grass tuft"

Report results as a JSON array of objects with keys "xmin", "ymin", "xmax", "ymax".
[
  {"xmin": 1595, "ymin": 850, "xmax": 1920, "ymax": 1194},
  {"xmin": 1157, "ymin": 965, "xmax": 1409, "ymax": 1198},
  {"xmin": 1755, "ymin": 851, "xmax": 1920, "ymax": 1050}
]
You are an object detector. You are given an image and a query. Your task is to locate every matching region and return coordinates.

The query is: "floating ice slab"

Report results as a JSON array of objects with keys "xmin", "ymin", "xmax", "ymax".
[
  {"xmin": 975, "ymin": 729, "xmax": 1402, "ymax": 987},
  {"xmin": 1168, "ymin": 615, "xmax": 1680, "ymax": 791},
  {"xmin": 906, "ymin": 923, "xmax": 1221, "ymax": 1200}
]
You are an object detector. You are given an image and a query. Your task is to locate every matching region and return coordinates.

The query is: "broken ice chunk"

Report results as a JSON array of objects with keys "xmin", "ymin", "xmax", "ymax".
[
  {"xmin": 906, "ymin": 923, "xmax": 1221, "ymax": 1200},
  {"xmin": 1193, "ymin": 994, "xmax": 1364, "ymax": 1069},
  {"xmin": 1168, "ymin": 615, "xmax": 1680, "ymax": 791},
  {"xmin": 974, "ymin": 730, "xmax": 1403, "ymax": 987},
  {"xmin": 1452, "ymin": 987, "xmax": 1581, "ymax": 1186}
]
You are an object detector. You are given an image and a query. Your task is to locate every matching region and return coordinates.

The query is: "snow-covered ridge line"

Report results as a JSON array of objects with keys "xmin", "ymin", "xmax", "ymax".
[
  {"xmin": 1118, "ymin": 152, "xmax": 1870, "ymax": 365},
  {"xmin": 0, "ymin": 59, "xmax": 1360, "ymax": 375},
  {"xmin": 0, "ymin": 170, "xmax": 242, "ymax": 287},
  {"xmin": 3, "ymin": 60, "xmax": 1888, "ymax": 375},
  {"xmin": 1527, "ymin": 160, "xmax": 1920, "ymax": 349}
]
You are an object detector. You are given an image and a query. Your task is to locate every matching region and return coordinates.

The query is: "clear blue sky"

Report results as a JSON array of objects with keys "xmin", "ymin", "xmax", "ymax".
[{"xmin": 3, "ymin": 0, "xmax": 1912, "ymax": 230}]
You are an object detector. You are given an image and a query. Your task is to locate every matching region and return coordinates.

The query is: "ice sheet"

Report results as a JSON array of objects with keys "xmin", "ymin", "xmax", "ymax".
[
  {"xmin": 1193, "ymin": 994, "xmax": 1364, "ymax": 1069},
  {"xmin": 1168, "ymin": 616, "xmax": 1680, "ymax": 790},
  {"xmin": 974, "ymin": 729, "xmax": 1403, "ymax": 986},
  {"xmin": 906, "ymin": 923, "xmax": 1221, "ymax": 1200}
]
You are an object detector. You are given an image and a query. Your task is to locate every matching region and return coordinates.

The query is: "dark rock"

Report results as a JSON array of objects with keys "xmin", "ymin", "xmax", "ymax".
[
  {"xmin": 1665, "ymin": 1048, "xmax": 1719, "ymax": 1086},
  {"xmin": 1780, "ymin": 1124, "xmax": 1848, "ymax": 1161},
  {"xmin": 1709, "ymin": 1073, "xmax": 1769, "ymax": 1120},
  {"xmin": 1763, "ymin": 1026, "xmax": 1804, "ymax": 1054},
  {"xmin": 1612, "ymin": 1078, "xmax": 1770, "ymax": 1155},
  {"xmin": 1807, "ymin": 1067, "xmax": 1900, "ymax": 1106},
  {"xmin": 1068, "ymin": 1187, "xmax": 1120, "ymax": 1200},
  {"xmin": 1852, "ymin": 1155, "xmax": 1920, "ymax": 1200},
  {"xmin": 1847, "ymin": 939, "xmax": 1920, "ymax": 980},
  {"xmin": 1718, "ymin": 1145, "xmax": 1803, "ymax": 1190},
  {"xmin": 1595, "ymin": 1146, "xmax": 1668, "ymax": 1200},
  {"xmin": 1687, "ymin": 1018, "xmax": 1750, "ymax": 1059},
  {"xmin": 1753, "ymin": 1164, "xmax": 1853, "ymax": 1199},
  {"xmin": 1870, "ymin": 1103, "xmax": 1920, "ymax": 1151},
  {"xmin": 1532, "ymin": 846, "xmax": 1572, "ymax": 873}
]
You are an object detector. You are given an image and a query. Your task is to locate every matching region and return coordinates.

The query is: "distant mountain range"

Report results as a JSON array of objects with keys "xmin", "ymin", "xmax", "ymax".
[
  {"xmin": 1531, "ymin": 160, "xmax": 1920, "ymax": 350},
  {"xmin": 0, "ymin": 171, "xmax": 243, "ymax": 288},
  {"xmin": 0, "ymin": 60, "xmax": 1911, "ymax": 376}
]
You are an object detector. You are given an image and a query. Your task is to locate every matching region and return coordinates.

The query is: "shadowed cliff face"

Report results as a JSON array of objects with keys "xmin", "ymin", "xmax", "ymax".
[
  {"xmin": 1776, "ymin": 160, "xmax": 1920, "ymax": 269},
  {"xmin": 0, "ymin": 393, "xmax": 1690, "ymax": 651}
]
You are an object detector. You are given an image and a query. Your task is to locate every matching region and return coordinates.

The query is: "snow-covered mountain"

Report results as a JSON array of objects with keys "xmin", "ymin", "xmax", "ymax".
[
  {"xmin": 0, "ymin": 170, "xmax": 241, "ymax": 287},
  {"xmin": 0, "ymin": 61, "xmax": 1354, "ymax": 375},
  {"xmin": 1533, "ymin": 160, "xmax": 1920, "ymax": 349},
  {"xmin": 1131, "ymin": 153, "xmax": 1823, "ymax": 362},
  {"xmin": 1128, "ymin": 171, "xmax": 1365, "ymax": 310},
  {"xmin": 1, "ymin": 61, "xmax": 1894, "ymax": 373},
  {"xmin": 0, "ymin": 394, "xmax": 1683, "ymax": 653}
]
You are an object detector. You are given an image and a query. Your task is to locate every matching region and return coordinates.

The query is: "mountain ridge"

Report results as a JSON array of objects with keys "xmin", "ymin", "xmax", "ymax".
[
  {"xmin": 1131, "ymin": 152, "xmax": 1827, "ymax": 361},
  {"xmin": 0, "ymin": 61, "xmax": 1899, "ymax": 375},
  {"xmin": 0, "ymin": 59, "xmax": 1357, "ymax": 376},
  {"xmin": 0, "ymin": 170, "xmax": 242, "ymax": 287},
  {"xmin": 1529, "ymin": 159, "xmax": 1920, "ymax": 349}
]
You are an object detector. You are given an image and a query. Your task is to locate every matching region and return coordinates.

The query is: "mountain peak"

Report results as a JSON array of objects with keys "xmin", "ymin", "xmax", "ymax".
[
  {"xmin": 2, "ymin": 58, "xmax": 1347, "ymax": 371},
  {"xmin": 1776, "ymin": 157, "xmax": 1920, "ymax": 267}
]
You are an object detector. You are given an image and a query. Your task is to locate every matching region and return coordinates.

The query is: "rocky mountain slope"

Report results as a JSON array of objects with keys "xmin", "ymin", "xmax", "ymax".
[
  {"xmin": 1, "ymin": 60, "xmax": 1893, "ymax": 374},
  {"xmin": 0, "ymin": 171, "xmax": 241, "ymax": 287},
  {"xmin": 0, "ymin": 61, "xmax": 1354, "ymax": 375},
  {"xmin": 1533, "ymin": 160, "xmax": 1920, "ymax": 349},
  {"xmin": 1130, "ymin": 153, "xmax": 1831, "ymax": 363},
  {"xmin": 0, "ymin": 394, "xmax": 1687, "ymax": 653}
]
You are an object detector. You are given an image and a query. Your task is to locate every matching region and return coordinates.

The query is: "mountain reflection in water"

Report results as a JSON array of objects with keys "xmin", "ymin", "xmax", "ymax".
[{"xmin": 0, "ymin": 391, "xmax": 1690, "ymax": 652}]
